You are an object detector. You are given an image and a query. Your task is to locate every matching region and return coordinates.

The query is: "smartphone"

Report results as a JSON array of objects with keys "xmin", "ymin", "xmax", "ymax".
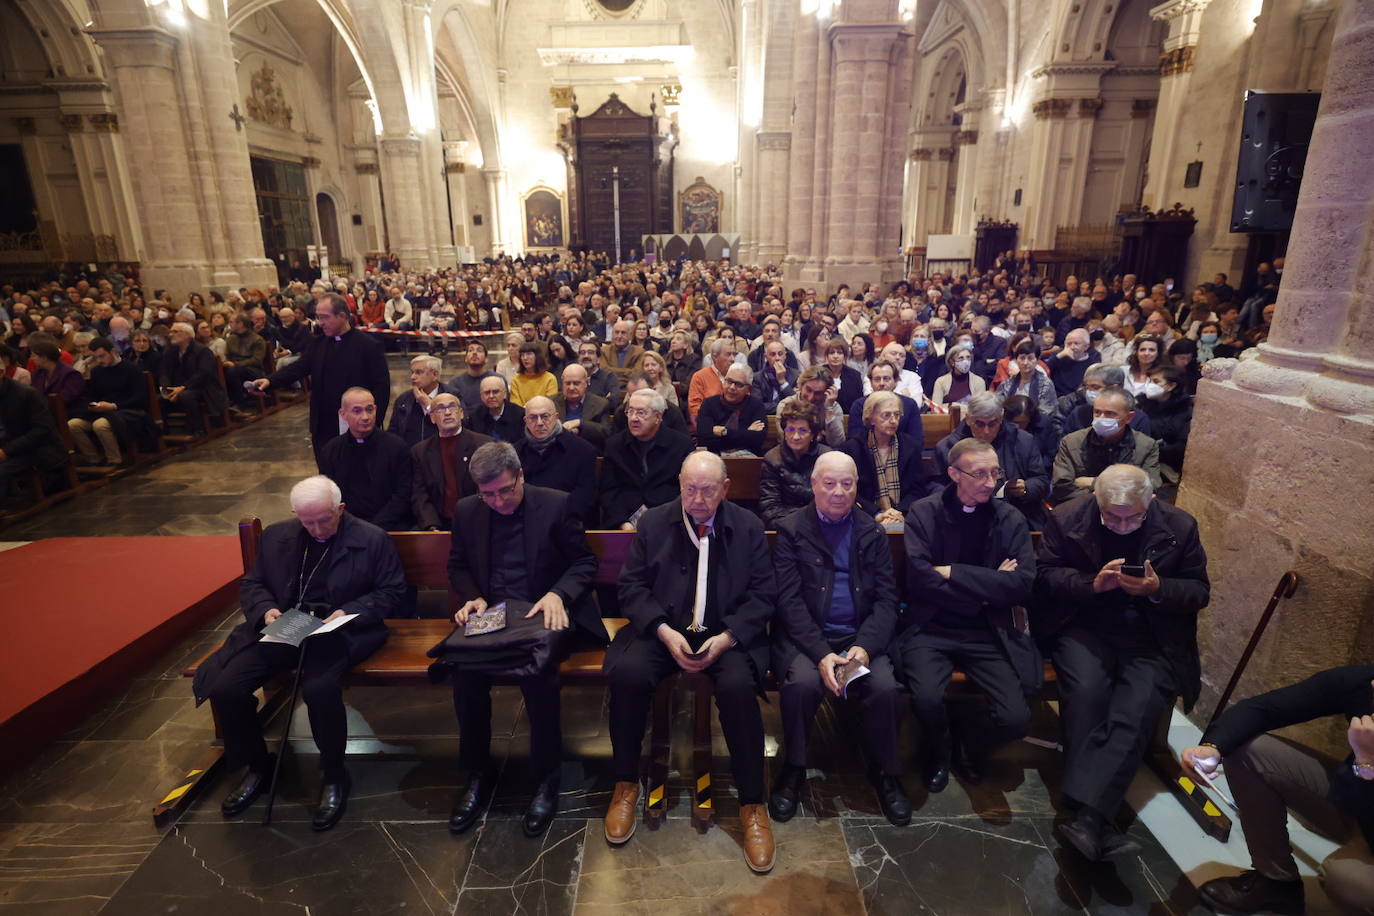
[
  {"xmin": 684, "ymin": 648, "xmax": 709, "ymax": 661},
  {"xmin": 1120, "ymin": 563, "xmax": 1146, "ymax": 578}
]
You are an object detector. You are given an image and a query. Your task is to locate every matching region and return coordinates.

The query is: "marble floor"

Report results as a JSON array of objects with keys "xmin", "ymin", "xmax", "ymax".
[{"xmin": 1, "ymin": 355, "xmax": 1224, "ymax": 914}]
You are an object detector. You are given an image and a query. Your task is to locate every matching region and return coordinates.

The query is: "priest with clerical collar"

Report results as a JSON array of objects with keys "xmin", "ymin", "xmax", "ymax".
[
  {"xmin": 317, "ymin": 387, "xmax": 413, "ymax": 531},
  {"xmin": 192, "ymin": 475, "xmax": 405, "ymax": 831}
]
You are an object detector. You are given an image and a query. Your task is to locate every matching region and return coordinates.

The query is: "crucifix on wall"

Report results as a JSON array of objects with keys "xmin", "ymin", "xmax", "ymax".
[{"xmin": 229, "ymin": 105, "xmax": 246, "ymax": 132}]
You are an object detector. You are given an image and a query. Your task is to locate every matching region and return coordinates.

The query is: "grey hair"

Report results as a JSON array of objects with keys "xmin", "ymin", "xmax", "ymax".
[
  {"xmin": 410, "ymin": 354, "xmax": 442, "ymax": 373},
  {"xmin": 862, "ymin": 390, "xmax": 901, "ymax": 426},
  {"xmin": 1097, "ymin": 385, "xmax": 1136, "ymax": 412},
  {"xmin": 1084, "ymin": 363, "xmax": 1124, "ymax": 386},
  {"xmin": 1094, "ymin": 464, "xmax": 1154, "ymax": 506},
  {"xmin": 290, "ymin": 475, "xmax": 342, "ymax": 511},
  {"xmin": 469, "ymin": 441, "xmax": 522, "ymax": 486},
  {"xmin": 627, "ymin": 387, "xmax": 666, "ymax": 415},
  {"xmin": 171, "ymin": 321, "xmax": 195, "ymax": 336},
  {"xmin": 726, "ymin": 363, "xmax": 754, "ymax": 384},
  {"xmin": 964, "ymin": 391, "xmax": 1004, "ymax": 421},
  {"xmin": 709, "ymin": 336, "xmax": 737, "ymax": 358}
]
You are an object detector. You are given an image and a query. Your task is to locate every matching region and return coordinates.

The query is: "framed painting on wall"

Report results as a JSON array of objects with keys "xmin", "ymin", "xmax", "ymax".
[
  {"xmin": 523, "ymin": 187, "xmax": 565, "ymax": 249},
  {"xmin": 678, "ymin": 176, "xmax": 721, "ymax": 234}
]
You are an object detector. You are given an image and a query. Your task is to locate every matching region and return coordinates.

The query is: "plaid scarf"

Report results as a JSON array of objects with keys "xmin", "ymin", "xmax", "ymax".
[{"xmin": 868, "ymin": 428, "xmax": 901, "ymax": 510}]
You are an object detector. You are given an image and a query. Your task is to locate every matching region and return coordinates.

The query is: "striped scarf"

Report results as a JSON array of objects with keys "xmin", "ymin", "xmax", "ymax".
[{"xmin": 868, "ymin": 428, "xmax": 901, "ymax": 511}]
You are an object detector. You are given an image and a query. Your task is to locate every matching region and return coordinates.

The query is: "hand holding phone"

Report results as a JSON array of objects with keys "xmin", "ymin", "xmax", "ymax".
[{"xmin": 1120, "ymin": 563, "xmax": 1146, "ymax": 578}]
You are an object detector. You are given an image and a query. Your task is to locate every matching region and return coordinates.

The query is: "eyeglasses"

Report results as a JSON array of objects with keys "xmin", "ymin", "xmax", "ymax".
[
  {"xmin": 722, "ymin": 378, "xmax": 749, "ymax": 389},
  {"xmin": 1100, "ymin": 510, "xmax": 1147, "ymax": 528},
  {"xmin": 875, "ymin": 410, "xmax": 901, "ymax": 421},
  {"xmin": 625, "ymin": 407, "xmax": 656, "ymax": 419},
  {"xmin": 783, "ymin": 426, "xmax": 813, "ymax": 436},
  {"xmin": 433, "ymin": 404, "xmax": 462, "ymax": 413},
  {"xmin": 477, "ymin": 482, "xmax": 519, "ymax": 502},
  {"xmin": 952, "ymin": 466, "xmax": 1004, "ymax": 483}
]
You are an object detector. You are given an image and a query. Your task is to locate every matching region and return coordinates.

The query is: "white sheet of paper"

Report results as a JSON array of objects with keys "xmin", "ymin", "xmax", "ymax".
[{"xmin": 309, "ymin": 612, "xmax": 359, "ymax": 636}]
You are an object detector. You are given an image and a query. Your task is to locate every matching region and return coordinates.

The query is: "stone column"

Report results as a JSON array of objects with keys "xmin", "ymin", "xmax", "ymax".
[
  {"xmin": 59, "ymin": 106, "xmax": 144, "ymax": 262},
  {"xmin": 951, "ymin": 129, "xmax": 980, "ymax": 235},
  {"xmin": 1143, "ymin": 0, "xmax": 1212, "ymax": 210},
  {"xmin": 754, "ymin": 131, "xmax": 791, "ymax": 263},
  {"xmin": 377, "ymin": 136, "xmax": 430, "ymax": 267},
  {"xmin": 443, "ymin": 142, "xmax": 471, "ymax": 249},
  {"xmin": 782, "ymin": 8, "xmax": 821, "ymax": 285},
  {"xmin": 1178, "ymin": 0, "xmax": 1374, "ymax": 755},
  {"xmin": 1021, "ymin": 91, "xmax": 1103, "ymax": 248},
  {"xmin": 353, "ymin": 154, "xmax": 385, "ymax": 255},
  {"xmin": 482, "ymin": 167, "xmax": 510, "ymax": 256}
]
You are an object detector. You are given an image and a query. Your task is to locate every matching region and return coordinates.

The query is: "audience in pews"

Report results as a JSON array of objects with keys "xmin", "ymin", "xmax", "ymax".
[
  {"xmin": 465, "ymin": 374, "xmax": 524, "ymax": 442},
  {"xmin": 842, "ymin": 391, "xmax": 928, "ymax": 530},
  {"xmin": 388, "ymin": 355, "xmax": 451, "ymax": 447},
  {"xmin": 1051, "ymin": 387, "xmax": 1162, "ymax": 502},
  {"xmin": 515, "ymin": 395, "xmax": 598, "ymax": 523},
  {"xmin": 697, "ymin": 363, "xmax": 768, "ymax": 457},
  {"xmin": 552, "ymin": 363, "xmax": 612, "ymax": 452},
  {"xmin": 599, "ymin": 388, "xmax": 695, "ymax": 530},
  {"xmin": 759, "ymin": 400, "xmax": 831, "ymax": 529},
  {"xmin": 933, "ymin": 391, "xmax": 1049, "ymax": 526}
]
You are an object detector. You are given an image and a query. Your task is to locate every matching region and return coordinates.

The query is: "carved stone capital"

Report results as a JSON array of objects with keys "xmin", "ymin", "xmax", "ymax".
[
  {"xmin": 756, "ymin": 131, "xmax": 791, "ymax": 152},
  {"xmin": 88, "ymin": 112, "xmax": 118, "ymax": 132},
  {"xmin": 1159, "ymin": 45, "xmax": 1197, "ymax": 76},
  {"xmin": 59, "ymin": 113, "xmax": 84, "ymax": 132},
  {"xmin": 1131, "ymin": 98, "xmax": 1157, "ymax": 118},
  {"xmin": 12, "ymin": 117, "xmax": 36, "ymax": 135},
  {"xmin": 354, "ymin": 161, "xmax": 379, "ymax": 175},
  {"xmin": 549, "ymin": 86, "xmax": 575, "ymax": 109},
  {"xmin": 954, "ymin": 130, "xmax": 979, "ymax": 146},
  {"xmin": 1149, "ymin": 0, "xmax": 1213, "ymax": 23},
  {"xmin": 301, "ymin": 156, "xmax": 321, "ymax": 169},
  {"xmin": 444, "ymin": 162, "xmax": 466, "ymax": 174},
  {"xmin": 1032, "ymin": 98, "xmax": 1072, "ymax": 120},
  {"xmin": 1077, "ymin": 97, "xmax": 1104, "ymax": 118},
  {"xmin": 936, "ymin": 147, "xmax": 954, "ymax": 161},
  {"xmin": 910, "ymin": 148, "xmax": 934, "ymax": 161}
]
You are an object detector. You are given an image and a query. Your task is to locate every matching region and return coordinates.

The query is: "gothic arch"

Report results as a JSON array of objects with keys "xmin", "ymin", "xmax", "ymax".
[
  {"xmin": 436, "ymin": 3, "xmax": 504, "ymax": 172},
  {"xmin": 8, "ymin": 0, "xmax": 102, "ymax": 81}
]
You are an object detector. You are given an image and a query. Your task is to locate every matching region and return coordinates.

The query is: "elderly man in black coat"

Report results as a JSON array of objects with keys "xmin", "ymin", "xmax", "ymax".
[
  {"xmin": 898, "ymin": 438, "xmax": 1037, "ymax": 794},
  {"xmin": 770, "ymin": 450, "xmax": 908, "ymax": 826},
  {"xmin": 159, "ymin": 322, "xmax": 227, "ymax": 436},
  {"xmin": 445, "ymin": 442, "xmax": 606, "ymax": 839},
  {"xmin": 515, "ymin": 396, "xmax": 597, "ymax": 524},
  {"xmin": 696, "ymin": 362, "xmax": 768, "ymax": 456},
  {"xmin": 603, "ymin": 451, "xmax": 779, "ymax": 874},
  {"xmin": 192, "ymin": 476, "xmax": 405, "ymax": 830},
  {"xmin": 599, "ymin": 388, "xmax": 694, "ymax": 529},
  {"xmin": 1035, "ymin": 463, "xmax": 1209, "ymax": 862},
  {"xmin": 933, "ymin": 391, "xmax": 1049, "ymax": 526},
  {"xmin": 251, "ymin": 294, "xmax": 390, "ymax": 466},
  {"xmin": 387, "ymin": 354, "xmax": 454, "ymax": 447},
  {"xmin": 410, "ymin": 391, "xmax": 491, "ymax": 531}
]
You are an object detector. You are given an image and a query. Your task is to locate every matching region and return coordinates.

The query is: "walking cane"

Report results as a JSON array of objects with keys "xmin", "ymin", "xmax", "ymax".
[
  {"xmin": 262, "ymin": 638, "xmax": 310, "ymax": 827},
  {"xmin": 1207, "ymin": 571, "xmax": 1300, "ymax": 729}
]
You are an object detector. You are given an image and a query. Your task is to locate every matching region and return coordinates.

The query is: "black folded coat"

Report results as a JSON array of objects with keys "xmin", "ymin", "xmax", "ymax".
[{"xmin": 426, "ymin": 601, "xmax": 574, "ymax": 680}]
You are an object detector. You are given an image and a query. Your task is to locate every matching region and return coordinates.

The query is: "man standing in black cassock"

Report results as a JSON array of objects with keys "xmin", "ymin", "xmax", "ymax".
[{"xmin": 251, "ymin": 293, "xmax": 391, "ymax": 466}]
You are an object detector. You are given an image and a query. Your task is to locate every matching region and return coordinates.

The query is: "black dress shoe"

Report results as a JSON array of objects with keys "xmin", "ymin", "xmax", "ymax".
[
  {"xmin": 1198, "ymin": 869, "xmax": 1304, "ymax": 915},
  {"xmin": 1057, "ymin": 814, "xmax": 1104, "ymax": 861},
  {"xmin": 767, "ymin": 764, "xmax": 806, "ymax": 822},
  {"xmin": 523, "ymin": 772, "xmax": 560, "ymax": 838},
  {"xmin": 450, "ymin": 768, "xmax": 494, "ymax": 834},
  {"xmin": 923, "ymin": 763, "xmax": 950, "ymax": 794},
  {"xmin": 221, "ymin": 756, "xmax": 275, "ymax": 817},
  {"xmin": 952, "ymin": 743, "xmax": 983, "ymax": 785},
  {"xmin": 874, "ymin": 775, "xmax": 912, "ymax": 826},
  {"xmin": 1098, "ymin": 825, "xmax": 1143, "ymax": 861},
  {"xmin": 312, "ymin": 771, "xmax": 351, "ymax": 832}
]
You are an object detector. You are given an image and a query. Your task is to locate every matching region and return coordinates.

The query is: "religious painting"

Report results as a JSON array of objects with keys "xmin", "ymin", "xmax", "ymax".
[
  {"xmin": 523, "ymin": 188, "xmax": 564, "ymax": 249},
  {"xmin": 678, "ymin": 177, "xmax": 721, "ymax": 234}
]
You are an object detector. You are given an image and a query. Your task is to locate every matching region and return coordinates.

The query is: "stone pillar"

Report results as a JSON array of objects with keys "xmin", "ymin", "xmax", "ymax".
[
  {"xmin": 353, "ymin": 154, "xmax": 385, "ymax": 255},
  {"xmin": 482, "ymin": 167, "xmax": 510, "ymax": 256},
  {"xmin": 59, "ymin": 106, "xmax": 144, "ymax": 262},
  {"xmin": 1178, "ymin": 0, "xmax": 1374, "ymax": 755},
  {"xmin": 782, "ymin": 8, "xmax": 821, "ymax": 285},
  {"xmin": 1143, "ymin": 0, "xmax": 1212, "ymax": 210},
  {"xmin": 1021, "ymin": 90, "xmax": 1103, "ymax": 248},
  {"xmin": 377, "ymin": 136, "xmax": 430, "ymax": 267},
  {"xmin": 822, "ymin": 21, "xmax": 911, "ymax": 289},
  {"xmin": 443, "ymin": 142, "xmax": 471, "ymax": 248},
  {"xmin": 91, "ymin": 7, "xmax": 274, "ymax": 297},
  {"xmin": 907, "ymin": 130, "xmax": 956, "ymax": 246},
  {"xmin": 755, "ymin": 131, "xmax": 791, "ymax": 262}
]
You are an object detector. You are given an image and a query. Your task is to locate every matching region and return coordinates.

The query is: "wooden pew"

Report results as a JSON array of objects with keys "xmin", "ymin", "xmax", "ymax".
[{"xmin": 161, "ymin": 520, "xmax": 1053, "ymax": 827}]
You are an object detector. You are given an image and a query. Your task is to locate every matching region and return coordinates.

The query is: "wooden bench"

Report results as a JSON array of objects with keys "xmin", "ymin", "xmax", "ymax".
[{"xmin": 160, "ymin": 516, "xmax": 1052, "ymax": 827}]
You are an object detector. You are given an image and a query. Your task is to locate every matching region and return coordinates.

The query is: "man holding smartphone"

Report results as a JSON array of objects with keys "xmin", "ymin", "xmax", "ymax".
[
  {"xmin": 1035, "ymin": 464, "xmax": 1210, "ymax": 861},
  {"xmin": 603, "ymin": 451, "xmax": 778, "ymax": 872}
]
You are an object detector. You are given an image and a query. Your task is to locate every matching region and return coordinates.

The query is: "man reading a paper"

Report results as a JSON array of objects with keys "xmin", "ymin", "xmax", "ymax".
[{"xmin": 192, "ymin": 476, "xmax": 406, "ymax": 831}]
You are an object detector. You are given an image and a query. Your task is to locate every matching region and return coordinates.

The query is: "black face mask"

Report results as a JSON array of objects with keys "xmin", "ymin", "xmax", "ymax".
[
  {"xmin": 660, "ymin": 318, "xmax": 671, "ymax": 326},
  {"xmin": 932, "ymin": 330, "xmax": 945, "ymax": 340}
]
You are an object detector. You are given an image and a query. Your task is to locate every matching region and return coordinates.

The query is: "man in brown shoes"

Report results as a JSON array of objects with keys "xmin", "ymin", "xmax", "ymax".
[{"xmin": 602, "ymin": 451, "xmax": 779, "ymax": 872}]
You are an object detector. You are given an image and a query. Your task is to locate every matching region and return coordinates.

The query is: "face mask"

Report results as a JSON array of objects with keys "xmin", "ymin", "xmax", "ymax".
[
  {"xmin": 1135, "ymin": 290, "xmax": 1147, "ymax": 300},
  {"xmin": 112, "ymin": 329, "xmax": 129, "ymax": 341},
  {"xmin": 1143, "ymin": 382, "xmax": 1168, "ymax": 400},
  {"xmin": 1084, "ymin": 388, "xmax": 1100, "ymax": 404},
  {"xmin": 62, "ymin": 322, "xmax": 74, "ymax": 334},
  {"xmin": 1089, "ymin": 329, "xmax": 1106, "ymax": 342},
  {"xmin": 1200, "ymin": 332, "xmax": 1218, "ymax": 344},
  {"xmin": 932, "ymin": 330, "xmax": 945, "ymax": 340},
  {"xmin": 954, "ymin": 358, "xmax": 972, "ymax": 373},
  {"xmin": 913, "ymin": 338, "xmax": 929, "ymax": 351},
  {"xmin": 875, "ymin": 320, "xmax": 888, "ymax": 332},
  {"xmin": 1092, "ymin": 416, "xmax": 1120, "ymax": 437}
]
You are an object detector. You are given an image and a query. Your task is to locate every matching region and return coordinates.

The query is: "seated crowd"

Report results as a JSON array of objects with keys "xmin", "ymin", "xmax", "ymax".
[{"xmin": 7, "ymin": 256, "xmax": 1369, "ymax": 914}]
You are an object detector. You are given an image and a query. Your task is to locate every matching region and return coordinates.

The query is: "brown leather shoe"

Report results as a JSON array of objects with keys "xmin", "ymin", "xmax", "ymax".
[
  {"xmin": 739, "ymin": 803, "xmax": 776, "ymax": 873},
  {"xmin": 604, "ymin": 781, "xmax": 641, "ymax": 845}
]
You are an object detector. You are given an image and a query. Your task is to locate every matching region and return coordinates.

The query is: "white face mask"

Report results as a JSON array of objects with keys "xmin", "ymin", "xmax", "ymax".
[
  {"xmin": 1084, "ymin": 388, "xmax": 1100, "ymax": 404},
  {"xmin": 1092, "ymin": 416, "xmax": 1121, "ymax": 437},
  {"xmin": 954, "ymin": 358, "xmax": 972, "ymax": 373},
  {"xmin": 1143, "ymin": 381, "xmax": 1167, "ymax": 400}
]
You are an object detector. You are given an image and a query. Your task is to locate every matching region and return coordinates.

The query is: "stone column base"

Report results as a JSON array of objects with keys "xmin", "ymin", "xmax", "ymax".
[
  {"xmin": 821, "ymin": 256, "xmax": 907, "ymax": 292},
  {"xmin": 1176, "ymin": 378, "xmax": 1374, "ymax": 758}
]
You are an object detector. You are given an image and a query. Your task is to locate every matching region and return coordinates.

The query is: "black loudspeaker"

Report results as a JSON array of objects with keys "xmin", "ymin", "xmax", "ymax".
[{"xmin": 1230, "ymin": 90, "xmax": 1321, "ymax": 233}]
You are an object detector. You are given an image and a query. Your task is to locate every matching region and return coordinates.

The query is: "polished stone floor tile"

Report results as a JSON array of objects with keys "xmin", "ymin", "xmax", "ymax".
[
  {"xmin": 0, "ymin": 821, "xmax": 161, "ymax": 915},
  {"xmin": 576, "ymin": 815, "xmax": 861, "ymax": 915}
]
